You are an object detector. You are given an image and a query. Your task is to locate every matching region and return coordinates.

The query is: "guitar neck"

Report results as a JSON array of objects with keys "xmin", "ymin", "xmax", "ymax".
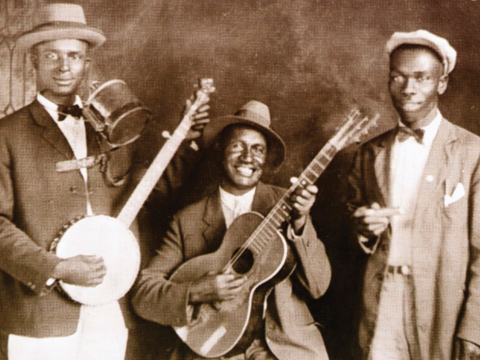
[
  {"xmin": 262, "ymin": 141, "xmax": 338, "ymax": 234},
  {"xmin": 234, "ymin": 141, "xmax": 339, "ymax": 259},
  {"xmin": 117, "ymin": 117, "xmax": 191, "ymax": 227}
]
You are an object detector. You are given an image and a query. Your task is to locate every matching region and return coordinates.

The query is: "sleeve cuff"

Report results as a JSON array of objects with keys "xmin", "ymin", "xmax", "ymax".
[{"xmin": 287, "ymin": 223, "xmax": 303, "ymax": 241}]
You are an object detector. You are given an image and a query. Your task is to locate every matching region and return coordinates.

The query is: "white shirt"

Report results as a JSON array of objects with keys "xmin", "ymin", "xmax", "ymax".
[
  {"xmin": 388, "ymin": 110, "xmax": 442, "ymax": 265},
  {"xmin": 219, "ymin": 186, "xmax": 256, "ymax": 228}
]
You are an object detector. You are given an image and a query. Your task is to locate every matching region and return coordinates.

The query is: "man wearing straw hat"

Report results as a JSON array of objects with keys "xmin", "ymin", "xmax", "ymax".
[
  {"xmin": 132, "ymin": 100, "xmax": 331, "ymax": 360},
  {"xmin": 0, "ymin": 3, "xmax": 208, "ymax": 360},
  {"xmin": 349, "ymin": 30, "xmax": 480, "ymax": 359}
]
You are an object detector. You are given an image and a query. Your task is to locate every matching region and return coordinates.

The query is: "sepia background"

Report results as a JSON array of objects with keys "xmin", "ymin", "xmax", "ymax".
[{"xmin": 2, "ymin": 0, "xmax": 480, "ymax": 359}]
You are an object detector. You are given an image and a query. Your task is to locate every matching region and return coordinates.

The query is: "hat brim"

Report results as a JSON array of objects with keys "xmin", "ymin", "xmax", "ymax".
[
  {"xmin": 203, "ymin": 115, "xmax": 286, "ymax": 169},
  {"xmin": 16, "ymin": 23, "xmax": 106, "ymax": 51}
]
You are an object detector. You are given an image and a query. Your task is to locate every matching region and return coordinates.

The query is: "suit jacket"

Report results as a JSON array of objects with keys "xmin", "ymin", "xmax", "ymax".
[
  {"xmin": 0, "ymin": 100, "xmax": 198, "ymax": 338},
  {"xmin": 347, "ymin": 117, "xmax": 480, "ymax": 359},
  {"xmin": 132, "ymin": 182, "xmax": 331, "ymax": 360}
]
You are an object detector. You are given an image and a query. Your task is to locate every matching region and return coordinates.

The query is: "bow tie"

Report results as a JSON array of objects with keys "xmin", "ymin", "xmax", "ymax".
[
  {"xmin": 57, "ymin": 104, "xmax": 83, "ymax": 121},
  {"xmin": 397, "ymin": 126, "xmax": 425, "ymax": 144}
]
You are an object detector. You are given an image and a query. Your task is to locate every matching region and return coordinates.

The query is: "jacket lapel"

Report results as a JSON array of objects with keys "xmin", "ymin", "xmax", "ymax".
[
  {"xmin": 372, "ymin": 129, "xmax": 396, "ymax": 207},
  {"xmin": 202, "ymin": 190, "xmax": 227, "ymax": 250},
  {"xmin": 29, "ymin": 100, "xmax": 74, "ymax": 159},
  {"xmin": 85, "ymin": 121, "xmax": 102, "ymax": 156},
  {"xmin": 414, "ymin": 118, "xmax": 457, "ymax": 217},
  {"xmin": 251, "ymin": 182, "xmax": 278, "ymax": 216}
]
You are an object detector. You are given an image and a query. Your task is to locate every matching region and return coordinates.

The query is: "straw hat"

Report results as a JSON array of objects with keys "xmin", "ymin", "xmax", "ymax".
[
  {"xmin": 16, "ymin": 3, "xmax": 106, "ymax": 50},
  {"xmin": 203, "ymin": 100, "xmax": 286, "ymax": 168}
]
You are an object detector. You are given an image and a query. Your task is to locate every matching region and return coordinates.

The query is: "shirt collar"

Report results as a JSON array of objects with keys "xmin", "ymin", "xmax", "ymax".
[
  {"xmin": 36, "ymin": 93, "xmax": 83, "ymax": 123},
  {"xmin": 219, "ymin": 186, "xmax": 256, "ymax": 211}
]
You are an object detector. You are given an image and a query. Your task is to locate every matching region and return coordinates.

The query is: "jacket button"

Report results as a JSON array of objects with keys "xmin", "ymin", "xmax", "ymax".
[
  {"xmin": 376, "ymin": 273, "xmax": 383, "ymax": 281},
  {"xmin": 70, "ymin": 186, "xmax": 78, "ymax": 193}
]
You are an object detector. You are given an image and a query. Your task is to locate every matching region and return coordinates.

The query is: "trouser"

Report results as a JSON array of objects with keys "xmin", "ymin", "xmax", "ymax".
[
  {"xmin": 369, "ymin": 266, "xmax": 421, "ymax": 360},
  {"xmin": 176, "ymin": 336, "xmax": 278, "ymax": 360},
  {"xmin": 2, "ymin": 301, "xmax": 128, "ymax": 360},
  {"xmin": 225, "ymin": 338, "xmax": 277, "ymax": 360}
]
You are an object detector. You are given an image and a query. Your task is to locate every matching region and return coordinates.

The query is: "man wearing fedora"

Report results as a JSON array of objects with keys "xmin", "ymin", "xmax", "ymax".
[
  {"xmin": 348, "ymin": 30, "xmax": 480, "ymax": 359},
  {"xmin": 0, "ymin": 3, "xmax": 208, "ymax": 360},
  {"xmin": 131, "ymin": 100, "xmax": 331, "ymax": 360}
]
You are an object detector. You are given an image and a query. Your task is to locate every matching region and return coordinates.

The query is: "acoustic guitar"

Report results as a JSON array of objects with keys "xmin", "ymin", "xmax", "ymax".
[
  {"xmin": 171, "ymin": 108, "xmax": 378, "ymax": 358},
  {"xmin": 50, "ymin": 79, "xmax": 215, "ymax": 305}
]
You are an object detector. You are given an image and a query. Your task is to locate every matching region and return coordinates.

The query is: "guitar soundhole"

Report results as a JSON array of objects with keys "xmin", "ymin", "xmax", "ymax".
[{"xmin": 231, "ymin": 248, "xmax": 254, "ymax": 274}]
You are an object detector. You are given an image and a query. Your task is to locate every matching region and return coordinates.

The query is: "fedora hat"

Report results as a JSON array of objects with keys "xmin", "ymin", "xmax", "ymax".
[
  {"xmin": 16, "ymin": 3, "xmax": 106, "ymax": 51},
  {"xmin": 203, "ymin": 100, "xmax": 286, "ymax": 168}
]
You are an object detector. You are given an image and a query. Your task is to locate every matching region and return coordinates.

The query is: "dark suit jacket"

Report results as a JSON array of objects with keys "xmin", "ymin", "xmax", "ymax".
[
  {"xmin": 348, "ymin": 118, "xmax": 480, "ymax": 359},
  {"xmin": 132, "ymin": 182, "xmax": 331, "ymax": 359},
  {"xmin": 0, "ymin": 100, "xmax": 198, "ymax": 338}
]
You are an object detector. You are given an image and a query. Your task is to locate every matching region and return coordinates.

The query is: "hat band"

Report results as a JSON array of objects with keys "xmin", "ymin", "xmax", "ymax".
[
  {"xmin": 27, "ymin": 21, "xmax": 101, "ymax": 33},
  {"xmin": 234, "ymin": 109, "xmax": 270, "ymax": 128}
]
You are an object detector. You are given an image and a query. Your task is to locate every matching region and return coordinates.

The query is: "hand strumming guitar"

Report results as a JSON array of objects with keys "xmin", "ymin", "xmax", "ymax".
[{"xmin": 188, "ymin": 271, "xmax": 247, "ymax": 304}]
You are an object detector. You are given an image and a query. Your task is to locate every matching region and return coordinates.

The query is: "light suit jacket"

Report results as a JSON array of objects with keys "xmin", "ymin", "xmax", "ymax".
[
  {"xmin": 0, "ymin": 100, "xmax": 198, "ymax": 338},
  {"xmin": 348, "ymin": 117, "xmax": 480, "ymax": 359},
  {"xmin": 132, "ymin": 182, "xmax": 331, "ymax": 360}
]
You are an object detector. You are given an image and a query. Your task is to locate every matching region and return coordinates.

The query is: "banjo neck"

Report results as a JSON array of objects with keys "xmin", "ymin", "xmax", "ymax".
[{"xmin": 117, "ymin": 79, "xmax": 215, "ymax": 227}]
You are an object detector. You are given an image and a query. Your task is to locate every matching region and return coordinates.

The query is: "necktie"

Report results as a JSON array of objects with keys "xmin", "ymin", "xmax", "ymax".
[
  {"xmin": 58, "ymin": 104, "xmax": 83, "ymax": 121},
  {"xmin": 397, "ymin": 126, "xmax": 424, "ymax": 144}
]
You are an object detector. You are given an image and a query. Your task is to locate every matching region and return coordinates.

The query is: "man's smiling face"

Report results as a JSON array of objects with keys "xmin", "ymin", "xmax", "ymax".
[{"xmin": 220, "ymin": 125, "xmax": 267, "ymax": 196}]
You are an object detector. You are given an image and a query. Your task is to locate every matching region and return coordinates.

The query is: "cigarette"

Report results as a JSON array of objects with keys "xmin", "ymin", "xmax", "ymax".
[{"xmin": 370, "ymin": 207, "xmax": 404, "ymax": 217}]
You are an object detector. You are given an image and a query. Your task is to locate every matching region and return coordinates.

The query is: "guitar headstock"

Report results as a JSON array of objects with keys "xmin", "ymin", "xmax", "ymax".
[{"xmin": 330, "ymin": 108, "xmax": 379, "ymax": 150}]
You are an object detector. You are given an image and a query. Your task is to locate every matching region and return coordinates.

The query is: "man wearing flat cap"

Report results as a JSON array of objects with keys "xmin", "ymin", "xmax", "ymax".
[
  {"xmin": 348, "ymin": 29, "xmax": 480, "ymax": 359},
  {"xmin": 131, "ymin": 100, "xmax": 331, "ymax": 359},
  {"xmin": 0, "ymin": 3, "xmax": 208, "ymax": 360}
]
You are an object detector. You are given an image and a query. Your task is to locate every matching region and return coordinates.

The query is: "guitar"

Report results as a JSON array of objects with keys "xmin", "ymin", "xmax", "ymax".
[
  {"xmin": 50, "ymin": 79, "xmax": 215, "ymax": 306},
  {"xmin": 170, "ymin": 108, "xmax": 378, "ymax": 358}
]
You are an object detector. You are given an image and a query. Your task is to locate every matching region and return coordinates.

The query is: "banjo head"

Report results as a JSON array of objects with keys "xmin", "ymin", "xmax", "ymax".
[{"xmin": 53, "ymin": 215, "xmax": 140, "ymax": 306}]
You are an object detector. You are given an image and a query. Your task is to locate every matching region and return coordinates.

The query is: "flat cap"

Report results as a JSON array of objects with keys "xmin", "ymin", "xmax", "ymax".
[{"xmin": 386, "ymin": 30, "xmax": 457, "ymax": 75}]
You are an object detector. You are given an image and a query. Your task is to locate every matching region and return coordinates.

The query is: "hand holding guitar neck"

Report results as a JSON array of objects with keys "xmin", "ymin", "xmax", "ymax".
[
  {"xmin": 288, "ymin": 176, "xmax": 319, "ymax": 234},
  {"xmin": 184, "ymin": 78, "xmax": 216, "ymax": 141}
]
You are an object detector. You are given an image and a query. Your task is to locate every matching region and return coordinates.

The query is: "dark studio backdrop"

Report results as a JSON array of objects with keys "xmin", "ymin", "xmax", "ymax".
[{"xmin": 2, "ymin": 0, "xmax": 480, "ymax": 359}]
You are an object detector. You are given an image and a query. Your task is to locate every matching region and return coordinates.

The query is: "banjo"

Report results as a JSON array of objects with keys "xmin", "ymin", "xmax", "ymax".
[{"xmin": 50, "ymin": 79, "xmax": 215, "ymax": 306}]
